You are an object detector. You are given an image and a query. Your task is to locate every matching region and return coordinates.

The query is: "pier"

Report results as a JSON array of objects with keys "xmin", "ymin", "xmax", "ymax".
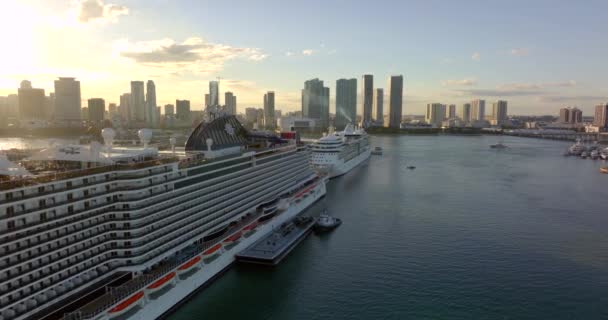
[{"xmin": 504, "ymin": 130, "xmax": 608, "ymax": 143}]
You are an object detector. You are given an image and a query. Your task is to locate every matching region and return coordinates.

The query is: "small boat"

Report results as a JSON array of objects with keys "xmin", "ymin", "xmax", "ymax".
[
  {"xmin": 223, "ymin": 231, "xmax": 242, "ymax": 245},
  {"xmin": 177, "ymin": 256, "xmax": 202, "ymax": 274},
  {"xmin": 314, "ymin": 210, "xmax": 341, "ymax": 232},
  {"xmin": 590, "ymin": 150, "xmax": 600, "ymax": 160},
  {"xmin": 146, "ymin": 272, "xmax": 176, "ymax": 293},
  {"xmin": 490, "ymin": 143, "xmax": 507, "ymax": 149},
  {"xmin": 581, "ymin": 151, "xmax": 589, "ymax": 159},
  {"xmin": 601, "ymin": 167, "xmax": 608, "ymax": 174},
  {"xmin": 371, "ymin": 146, "xmax": 383, "ymax": 155},
  {"xmin": 202, "ymin": 243, "xmax": 223, "ymax": 258},
  {"xmin": 568, "ymin": 140, "xmax": 586, "ymax": 156},
  {"xmin": 108, "ymin": 291, "xmax": 145, "ymax": 318},
  {"xmin": 406, "ymin": 166, "xmax": 416, "ymax": 170}
]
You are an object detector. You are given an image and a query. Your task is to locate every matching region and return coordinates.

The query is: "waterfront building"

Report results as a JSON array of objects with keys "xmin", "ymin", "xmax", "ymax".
[
  {"xmin": 460, "ymin": 103, "xmax": 472, "ymax": 123},
  {"xmin": 209, "ymin": 81, "xmax": 219, "ymax": 107},
  {"xmin": 594, "ymin": 103, "xmax": 608, "ymax": 130},
  {"xmin": 245, "ymin": 108, "xmax": 258, "ymax": 127},
  {"xmin": 87, "ymin": 98, "xmax": 105, "ymax": 123},
  {"xmin": 176, "ymin": 100, "xmax": 191, "ymax": 124},
  {"xmin": 146, "ymin": 80, "xmax": 158, "ymax": 127},
  {"xmin": 54, "ymin": 78, "xmax": 81, "ymax": 126},
  {"xmin": 471, "ymin": 99, "xmax": 485, "ymax": 121},
  {"xmin": 264, "ymin": 91, "xmax": 275, "ymax": 130},
  {"xmin": 492, "ymin": 100, "xmax": 508, "ymax": 125},
  {"xmin": 388, "ymin": 75, "xmax": 404, "ymax": 128},
  {"xmin": 375, "ymin": 88, "xmax": 384, "ymax": 126},
  {"xmin": 18, "ymin": 81, "xmax": 46, "ymax": 122},
  {"xmin": 335, "ymin": 78, "xmax": 357, "ymax": 130},
  {"xmin": 225, "ymin": 92, "xmax": 237, "ymax": 115},
  {"xmin": 448, "ymin": 104, "xmax": 456, "ymax": 119},
  {"xmin": 559, "ymin": 107, "xmax": 570, "ymax": 123},
  {"xmin": 302, "ymin": 78, "xmax": 329, "ymax": 130},
  {"xmin": 119, "ymin": 93, "xmax": 131, "ymax": 122},
  {"xmin": 164, "ymin": 104, "xmax": 175, "ymax": 116},
  {"xmin": 362, "ymin": 75, "xmax": 374, "ymax": 126},
  {"xmin": 425, "ymin": 103, "xmax": 446, "ymax": 127},
  {"xmin": 130, "ymin": 81, "xmax": 146, "ymax": 122}
]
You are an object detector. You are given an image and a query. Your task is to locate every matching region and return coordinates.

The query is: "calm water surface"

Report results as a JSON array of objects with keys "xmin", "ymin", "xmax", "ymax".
[{"xmin": 169, "ymin": 135, "xmax": 608, "ymax": 320}]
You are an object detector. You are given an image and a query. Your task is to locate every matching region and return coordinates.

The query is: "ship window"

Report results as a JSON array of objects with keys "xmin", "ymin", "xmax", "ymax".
[
  {"xmin": 7, "ymin": 220, "xmax": 15, "ymax": 230},
  {"xmin": 6, "ymin": 206, "xmax": 14, "ymax": 216},
  {"xmin": 6, "ymin": 193, "xmax": 12, "ymax": 200},
  {"xmin": 84, "ymin": 190, "xmax": 89, "ymax": 196},
  {"xmin": 39, "ymin": 199, "xmax": 46, "ymax": 207},
  {"xmin": 40, "ymin": 212, "xmax": 47, "ymax": 221},
  {"xmin": 83, "ymin": 178, "xmax": 88, "ymax": 184},
  {"xmin": 67, "ymin": 193, "xmax": 73, "ymax": 201},
  {"xmin": 67, "ymin": 181, "xmax": 72, "ymax": 188},
  {"xmin": 68, "ymin": 206, "xmax": 74, "ymax": 213},
  {"xmin": 38, "ymin": 186, "xmax": 44, "ymax": 193}
]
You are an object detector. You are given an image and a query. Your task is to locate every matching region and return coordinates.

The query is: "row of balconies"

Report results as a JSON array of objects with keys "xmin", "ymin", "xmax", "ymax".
[
  {"xmin": 0, "ymin": 150, "xmax": 300, "ymax": 247},
  {"xmin": 0, "ymin": 163, "xmax": 309, "ymax": 300}
]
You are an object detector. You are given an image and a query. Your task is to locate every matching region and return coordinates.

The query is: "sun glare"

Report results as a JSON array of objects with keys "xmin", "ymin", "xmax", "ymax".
[{"xmin": 0, "ymin": 3, "xmax": 36, "ymax": 75}]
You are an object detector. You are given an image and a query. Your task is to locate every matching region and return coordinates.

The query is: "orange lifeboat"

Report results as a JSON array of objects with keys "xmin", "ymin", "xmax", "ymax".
[
  {"xmin": 146, "ymin": 272, "xmax": 176, "ymax": 294},
  {"xmin": 108, "ymin": 291, "xmax": 144, "ymax": 318},
  {"xmin": 223, "ymin": 231, "xmax": 242, "ymax": 245},
  {"xmin": 177, "ymin": 256, "xmax": 202, "ymax": 275},
  {"xmin": 203, "ymin": 243, "xmax": 223, "ymax": 258}
]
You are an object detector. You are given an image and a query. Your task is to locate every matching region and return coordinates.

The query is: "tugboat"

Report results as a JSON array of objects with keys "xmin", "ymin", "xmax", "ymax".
[{"xmin": 314, "ymin": 210, "xmax": 342, "ymax": 232}]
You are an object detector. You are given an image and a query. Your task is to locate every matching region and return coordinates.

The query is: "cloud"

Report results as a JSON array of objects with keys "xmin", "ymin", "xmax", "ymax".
[
  {"xmin": 440, "ymin": 58, "xmax": 454, "ymax": 64},
  {"xmin": 471, "ymin": 52, "xmax": 480, "ymax": 61},
  {"xmin": 536, "ymin": 95, "xmax": 606, "ymax": 103},
  {"xmin": 302, "ymin": 49, "xmax": 315, "ymax": 56},
  {"xmin": 510, "ymin": 48, "xmax": 529, "ymax": 56},
  {"xmin": 76, "ymin": 0, "xmax": 128, "ymax": 23},
  {"xmin": 456, "ymin": 88, "xmax": 543, "ymax": 97},
  {"xmin": 117, "ymin": 37, "xmax": 268, "ymax": 74},
  {"xmin": 498, "ymin": 81, "xmax": 576, "ymax": 91},
  {"xmin": 285, "ymin": 51, "xmax": 294, "ymax": 56},
  {"xmin": 454, "ymin": 80, "xmax": 578, "ymax": 97},
  {"xmin": 442, "ymin": 78, "xmax": 477, "ymax": 86}
]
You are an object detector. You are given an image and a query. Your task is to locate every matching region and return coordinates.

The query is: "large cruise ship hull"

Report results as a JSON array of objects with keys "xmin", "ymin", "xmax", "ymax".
[
  {"xmin": 105, "ymin": 181, "xmax": 326, "ymax": 320},
  {"xmin": 328, "ymin": 148, "xmax": 371, "ymax": 178}
]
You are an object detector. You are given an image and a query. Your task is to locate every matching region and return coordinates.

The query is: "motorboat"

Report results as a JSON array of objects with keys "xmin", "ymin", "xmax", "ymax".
[
  {"xmin": 406, "ymin": 166, "xmax": 416, "ymax": 170},
  {"xmin": 371, "ymin": 146, "xmax": 383, "ymax": 155},
  {"xmin": 314, "ymin": 210, "xmax": 342, "ymax": 232},
  {"xmin": 581, "ymin": 151, "xmax": 589, "ymax": 159},
  {"xmin": 568, "ymin": 140, "xmax": 587, "ymax": 156},
  {"xmin": 590, "ymin": 150, "xmax": 600, "ymax": 160},
  {"xmin": 490, "ymin": 143, "xmax": 508, "ymax": 149}
]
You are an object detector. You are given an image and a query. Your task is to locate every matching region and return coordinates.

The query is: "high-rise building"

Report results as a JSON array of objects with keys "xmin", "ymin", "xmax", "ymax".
[
  {"xmin": 448, "ymin": 104, "xmax": 456, "ymax": 118},
  {"xmin": 164, "ymin": 104, "xmax": 175, "ymax": 116},
  {"xmin": 245, "ymin": 108, "xmax": 258, "ymax": 126},
  {"xmin": 119, "ymin": 93, "xmax": 131, "ymax": 122},
  {"xmin": 209, "ymin": 81, "xmax": 219, "ymax": 107},
  {"xmin": 54, "ymin": 77, "xmax": 81, "ymax": 124},
  {"xmin": 256, "ymin": 107, "xmax": 265, "ymax": 128},
  {"xmin": 130, "ymin": 81, "xmax": 145, "ymax": 122},
  {"xmin": 375, "ymin": 88, "xmax": 384, "ymax": 126},
  {"xmin": 492, "ymin": 100, "xmax": 508, "ymax": 125},
  {"xmin": 302, "ymin": 78, "xmax": 330, "ymax": 129},
  {"xmin": 204, "ymin": 94, "xmax": 210, "ymax": 109},
  {"xmin": 570, "ymin": 107, "xmax": 583, "ymax": 123},
  {"xmin": 335, "ymin": 78, "xmax": 357, "ymax": 130},
  {"xmin": 225, "ymin": 92, "xmax": 237, "ymax": 115},
  {"xmin": 471, "ymin": 99, "xmax": 486, "ymax": 121},
  {"xmin": 176, "ymin": 99, "xmax": 191, "ymax": 123},
  {"xmin": 146, "ymin": 80, "xmax": 158, "ymax": 126},
  {"xmin": 6, "ymin": 94, "xmax": 19, "ymax": 118},
  {"xmin": 559, "ymin": 107, "xmax": 570, "ymax": 123},
  {"xmin": 425, "ymin": 103, "xmax": 446, "ymax": 127},
  {"xmin": 264, "ymin": 91, "xmax": 276, "ymax": 129},
  {"xmin": 87, "ymin": 98, "xmax": 105, "ymax": 122},
  {"xmin": 594, "ymin": 103, "xmax": 608, "ymax": 129},
  {"xmin": 18, "ymin": 81, "xmax": 46, "ymax": 121},
  {"xmin": 388, "ymin": 75, "xmax": 403, "ymax": 128},
  {"xmin": 108, "ymin": 103, "xmax": 117, "ymax": 118},
  {"xmin": 362, "ymin": 74, "xmax": 374, "ymax": 126},
  {"xmin": 460, "ymin": 103, "xmax": 472, "ymax": 123}
]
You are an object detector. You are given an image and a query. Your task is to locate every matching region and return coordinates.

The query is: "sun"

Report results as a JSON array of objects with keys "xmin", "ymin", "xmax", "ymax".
[{"xmin": 0, "ymin": 2, "xmax": 37, "ymax": 77}]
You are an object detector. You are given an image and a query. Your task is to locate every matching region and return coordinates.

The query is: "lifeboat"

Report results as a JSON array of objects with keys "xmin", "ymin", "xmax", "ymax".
[
  {"xmin": 242, "ymin": 221, "xmax": 258, "ymax": 234},
  {"xmin": 203, "ymin": 243, "xmax": 223, "ymax": 258},
  {"xmin": 177, "ymin": 256, "xmax": 202, "ymax": 275},
  {"xmin": 294, "ymin": 183, "xmax": 316, "ymax": 199},
  {"xmin": 223, "ymin": 231, "xmax": 242, "ymax": 245},
  {"xmin": 108, "ymin": 291, "xmax": 144, "ymax": 318},
  {"xmin": 146, "ymin": 272, "xmax": 176, "ymax": 294}
]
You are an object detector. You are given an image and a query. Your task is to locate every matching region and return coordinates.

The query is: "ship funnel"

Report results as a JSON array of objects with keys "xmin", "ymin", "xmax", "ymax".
[
  {"xmin": 101, "ymin": 127, "xmax": 115, "ymax": 153},
  {"xmin": 206, "ymin": 138, "xmax": 213, "ymax": 151}
]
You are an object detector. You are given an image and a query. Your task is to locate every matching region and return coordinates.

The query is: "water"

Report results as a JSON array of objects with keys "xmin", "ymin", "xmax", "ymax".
[
  {"xmin": 0, "ymin": 138, "xmax": 78, "ymax": 150},
  {"xmin": 168, "ymin": 135, "xmax": 608, "ymax": 320}
]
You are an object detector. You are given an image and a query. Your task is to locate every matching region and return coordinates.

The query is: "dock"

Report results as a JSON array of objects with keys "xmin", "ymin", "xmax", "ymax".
[{"xmin": 235, "ymin": 216, "xmax": 316, "ymax": 266}]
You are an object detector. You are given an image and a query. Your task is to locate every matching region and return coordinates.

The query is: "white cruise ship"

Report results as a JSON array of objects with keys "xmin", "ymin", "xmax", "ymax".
[
  {"xmin": 310, "ymin": 124, "xmax": 371, "ymax": 178},
  {"xmin": 0, "ymin": 115, "xmax": 326, "ymax": 320}
]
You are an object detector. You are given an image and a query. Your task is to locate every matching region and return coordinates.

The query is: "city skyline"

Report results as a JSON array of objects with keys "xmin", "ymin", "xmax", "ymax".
[{"xmin": 1, "ymin": 0, "xmax": 608, "ymax": 115}]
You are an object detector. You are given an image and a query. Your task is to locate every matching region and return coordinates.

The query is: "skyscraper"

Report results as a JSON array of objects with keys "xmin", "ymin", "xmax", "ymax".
[
  {"xmin": 146, "ymin": 80, "xmax": 158, "ymax": 126},
  {"xmin": 18, "ymin": 81, "xmax": 46, "ymax": 121},
  {"xmin": 448, "ymin": 104, "xmax": 456, "ymax": 118},
  {"xmin": 460, "ymin": 103, "xmax": 472, "ymax": 123},
  {"xmin": 108, "ymin": 103, "xmax": 117, "ymax": 119},
  {"xmin": 335, "ymin": 78, "xmax": 357, "ymax": 130},
  {"xmin": 87, "ymin": 98, "xmax": 105, "ymax": 123},
  {"xmin": 204, "ymin": 94, "xmax": 210, "ymax": 109},
  {"xmin": 492, "ymin": 100, "xmax": 508, "ymax": 125},
  {"xmin": 54, "ymin": 77, "xmax": 81, "ymax": 125},
  {"xmin": 362, "ymin": 74, "xmax": 374, "ymax": 126},
  {"xmin": 471, "ymin": 99, "xmax": 486, "ymax": 121},
  {"xmin": 164, "ymin": 104, "xmax": 175, "ymax": 116},
  {"xmin": 426, "ymin": 103, "xmax": 446, "ymax": 127},
  {"xmin": 130, "ymin": 81, "xmax": 145, "ymax": 122},
  {"xmin": 559, "ymin": 107, "xmax": 570, "ymax": 123},
  {"xmin": 570, "ymin": 107, "xmax": 583, "ymax": 123},
  {"xmin": 119, "ymin": 93, "xmax": 131, "ymax": 122},
  {"xmin": 264, "ymin": 91, "xmax": 275, "ymax": 129},
  {"xmin": 302, "ymin": 78, "xmax": 330, "ymax": 130},
  {"xmin": 245, "ymin": 108, "xmax": 258, "ymax": 126},
  {"xmin": 225, "ymin": 92, "xmax": 237, "ymax": 115},
  {"xmin": 388, "ymin": 75, "xmax": 403, "ymax": 128},
  {"xmin": 209, "ymin": 81, "xmax": 219, "ymax": 107},
  {"xmin": 375, "ymin": 88, "xmax": 384, "ymax": 126},
  {"xmin": 594, "ymin": 103, "xmax": 608, "ymax": 129},
  {"xmin": 176, "ymin": 99, "xmax": 191, "ymax": 122}
]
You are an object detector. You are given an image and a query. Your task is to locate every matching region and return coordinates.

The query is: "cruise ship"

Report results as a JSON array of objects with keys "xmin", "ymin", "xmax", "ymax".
[
  {"xmin": 310, "ymin": 124, "xmax": 371, "ymax": 178},
  {"xmin": 0, "ymin": 115, "xmax": 326, "ymax": 320}
]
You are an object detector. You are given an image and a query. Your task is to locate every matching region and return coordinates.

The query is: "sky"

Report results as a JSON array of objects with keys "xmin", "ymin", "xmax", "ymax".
[{"xmin": 1, "ymin": 0, "xmax": 608, "ymax": 115}]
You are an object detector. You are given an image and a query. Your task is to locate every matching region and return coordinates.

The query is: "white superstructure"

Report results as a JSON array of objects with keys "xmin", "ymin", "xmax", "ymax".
[
  {"xmin": 0, "ymin": 116, "xmax": 325, "ymax": 320},
  {"xmin": 310, "ymin": 124, "xmax": 371, "ymax": 178}
]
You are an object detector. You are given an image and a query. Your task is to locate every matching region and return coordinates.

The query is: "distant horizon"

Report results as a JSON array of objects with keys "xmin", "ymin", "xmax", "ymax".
[{"xmin": 1, "ymin": 0, "xmax": 607, "ymax": 116}]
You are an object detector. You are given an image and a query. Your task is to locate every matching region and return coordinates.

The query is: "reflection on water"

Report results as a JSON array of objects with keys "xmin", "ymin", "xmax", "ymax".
[{"xmin": 0, "ymin": 138, "xmax": 78, "ymax": 150}]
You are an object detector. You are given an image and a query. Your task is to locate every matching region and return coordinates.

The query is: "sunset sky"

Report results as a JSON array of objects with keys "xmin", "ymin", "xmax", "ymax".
[{"xmin": 1, "ymin": 0, "xmax": 607, "ymax": 115}]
